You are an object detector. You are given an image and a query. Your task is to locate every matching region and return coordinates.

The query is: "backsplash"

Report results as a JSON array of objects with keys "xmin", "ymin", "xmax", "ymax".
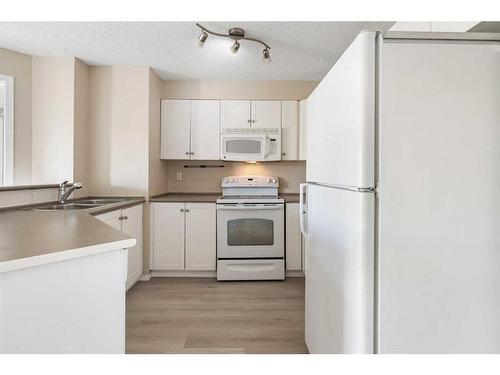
[{"xmin": 166, "ymin": 160, "xmax": 306, "ymax": 194}]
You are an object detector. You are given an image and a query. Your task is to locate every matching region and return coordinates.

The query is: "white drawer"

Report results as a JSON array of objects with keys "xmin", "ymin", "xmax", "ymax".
[{"xmin": 217, "ymin": 259, "xmax": 285, "ymax": 281}]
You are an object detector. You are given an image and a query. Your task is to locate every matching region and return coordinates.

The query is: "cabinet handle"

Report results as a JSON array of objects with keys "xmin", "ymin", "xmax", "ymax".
[
  {"xmin": 247, "ymin": 119, "xmax": 251, "ymax": 123},
  {"xmin": 190, "ymin": 152, "xmax": 194, "ymax": 155},
  {"xmin": 282, "ymin": 152, "xmax": 286, "ymax": 156},
  {"xmin": 123, "ymin": 216, "xmax": 128, "ymax": 220},
  {"xmin": 252, "ymin": 119, "xmax": 256, "ymax": 123},
  {"xmin": 180, "ymin": 209, "xmax": 184, "ymax": 212},
  {"xmin": 119, "ymin": 216, "xmax": 123, "ymax": 220},
  {"xmin": 185, "ymin": 209, "xmax": 190, "ymax": 213},
  {"xmin": 185, "ymin": 151, "xmax": 190, "ymax": 155}
]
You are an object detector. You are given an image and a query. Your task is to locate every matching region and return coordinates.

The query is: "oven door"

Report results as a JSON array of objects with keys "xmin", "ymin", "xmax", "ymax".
[
  {"xmin": 220, "ymin": 133, "xmax": 267, "ymax": 161},
  {"xmin": 217, "ymin": 203, "xmax": 284, "ymax": 258}
]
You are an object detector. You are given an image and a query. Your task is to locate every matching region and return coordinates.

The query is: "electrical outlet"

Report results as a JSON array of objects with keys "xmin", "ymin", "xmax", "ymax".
[{"xmin": 176, "ymin": 172, "xmax": 182, "ymax": 181}]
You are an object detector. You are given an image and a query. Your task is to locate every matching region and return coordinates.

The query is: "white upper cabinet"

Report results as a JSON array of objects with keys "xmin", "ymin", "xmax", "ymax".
[
  {"xmin": 220, "ymin": 100, "xmax": 251, "ymax": 129},
  {"xmin": 161, "ymin": 99, "xmax": 220, "ymax": 160},
  {"xmin": 190, "ymin": 100, "xmax": 220, "ymax": 160},
  {"xmin": 251, "ymin": 100, "xmax": 281, "ymax": 129},
  {"xmin": 161, "ymin": 100, "xmax": 191, "ymax": 159},
  {"xmin": 281, "ymin": 101, "xmax": 299, "ymax": 160},
  {"xmin": 299, "ymin": 100, "xmax": 307, "ymax": 161},
  {"xmin": 160, "ymin": 98, "xmax": 303, "ymax": 161},
  {"xmin": 185, "ymin": 203, "xmax": 216, "ymax": 271}
]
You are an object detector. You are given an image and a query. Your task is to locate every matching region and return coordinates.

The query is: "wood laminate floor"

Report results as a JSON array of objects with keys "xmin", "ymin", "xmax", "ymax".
[{"xmin": 126, "ymin": 277, "xmax": 308, "ymax": 354}]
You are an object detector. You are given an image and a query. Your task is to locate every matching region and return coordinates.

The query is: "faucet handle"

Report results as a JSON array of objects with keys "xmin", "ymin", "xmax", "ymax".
[{"xmin": 60, "ymin": 180, "xmax": 69, "ymax": 187}]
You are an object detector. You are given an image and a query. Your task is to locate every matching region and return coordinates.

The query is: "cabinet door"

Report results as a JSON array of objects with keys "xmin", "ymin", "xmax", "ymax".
[
  {"xmin": 190, "ymin": 100, "xmax": 220, "ymax": 160},
  {"xmin": 281, "ymin": 100, "xmax": 299, "ymax": 160},
  {"xmin": 286, "ymin": 203, "xmax": 302, "ymax": 271},
  {"xmin": 160, "ymin": 99, "xmax": 191, "ymax": 159},
  {"xmin": 185, "ymin": 203, "xmax": 216, "ymax": 270},
  {"xmin": 220, "ymin": 100, "xmax": 251, "ymax": 130},
  {"xmin": 152, "ymin": 203, "xmax": 185, "ymax": 270},
  {"xmin": 121, "ymin": 205, "xmax": 143, "ymax": 290},
  {"xmin": 94, "ymin": 209, "xmax": 122, "ymax": 231},
  {"xmin": 299, "ymin": 100, "xmax": 307, "ymax": 161},
  {"xmin": 251, "ymin": 100, "xmax": 281, "ymax": 129}
]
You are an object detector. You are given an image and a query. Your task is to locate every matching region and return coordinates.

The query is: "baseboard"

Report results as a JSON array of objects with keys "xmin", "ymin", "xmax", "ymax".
[
  {"xmin": 151, "ymin": 270, "xmax": 217, "ymax": 278},
  {"xmin": 286, "ymin": 270, "xmax": 305, "ymax": 277},
  {"xmin": 150, "ymin": 270, "xmax": 303, "ymax": 278}
]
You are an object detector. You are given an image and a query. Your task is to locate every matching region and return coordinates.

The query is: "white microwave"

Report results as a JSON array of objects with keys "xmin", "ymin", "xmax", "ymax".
[{"xmin": 220, "ymin": 132, "xmax": 281, "ymax": 162}]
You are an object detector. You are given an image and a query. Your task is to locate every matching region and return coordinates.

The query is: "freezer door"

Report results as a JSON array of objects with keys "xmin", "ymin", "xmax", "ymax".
[
  {"xmin": 378, "ymin": 39, "xmax": 500, "ymax": 353},
  {"xmin": 306, "ymin": 31, "xmax": 376, "ymax": 188},
  {"xmin": 305, "ymin": 184, "xmax": 374, "ymax": 353}
]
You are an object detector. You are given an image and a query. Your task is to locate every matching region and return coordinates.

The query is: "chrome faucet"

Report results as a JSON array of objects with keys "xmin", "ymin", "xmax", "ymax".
[{"xmin": 58, "ymin": 181, "xmax": 82, "ymax": 203}]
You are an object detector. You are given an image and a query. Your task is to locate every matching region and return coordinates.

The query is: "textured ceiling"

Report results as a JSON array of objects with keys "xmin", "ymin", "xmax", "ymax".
[{"xmin": 0, "ymin": 22, "xmax": 394, "ymax": 80}]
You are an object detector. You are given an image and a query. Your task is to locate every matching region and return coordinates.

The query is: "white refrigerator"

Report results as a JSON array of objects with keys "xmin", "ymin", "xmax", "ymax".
[{"xmin": 301, "ymin": 31, "xmax": 500, "ymax": 354}]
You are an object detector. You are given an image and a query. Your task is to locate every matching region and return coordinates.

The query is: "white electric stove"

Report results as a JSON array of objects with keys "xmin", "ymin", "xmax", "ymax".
[{"xmin": 216, "ymin": 175, "xmax": 285, "ymax": 281}]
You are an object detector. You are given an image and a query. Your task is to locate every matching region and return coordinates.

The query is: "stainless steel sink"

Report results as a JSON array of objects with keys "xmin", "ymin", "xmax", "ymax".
[
  {"xmin": 32, "ymin": 203, "xmax": 103, "ymax": 211},
  {"xmin": 75, "ymin": 198, "xmax": 124, "ymax": 205}
]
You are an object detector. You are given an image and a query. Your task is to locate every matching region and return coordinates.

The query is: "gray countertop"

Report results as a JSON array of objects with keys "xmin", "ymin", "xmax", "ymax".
[
  {"xmin": 150, "ymin": 192, "xmax": 300, "ymax": 203},
  {"xmin": 280, "ymin": 193, "xmax": 300, "ymax": 203},
  {"xmin": 0, "ymin": 197, "xmax": 144, "ymax": 273}
]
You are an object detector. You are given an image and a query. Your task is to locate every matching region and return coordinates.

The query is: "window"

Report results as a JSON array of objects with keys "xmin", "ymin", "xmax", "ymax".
[
  {"xmin": 0, "ymin": 74, "xmax": 14, "ymax": 186},
  {"xmin": 227, "ymin": 218, "xmax": 274, "ymax": 246}
]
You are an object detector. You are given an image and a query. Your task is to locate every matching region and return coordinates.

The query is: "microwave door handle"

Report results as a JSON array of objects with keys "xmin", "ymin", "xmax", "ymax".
[{"xmin": 263, "ymin": 136, "xmax": 270, "ymax": 158}]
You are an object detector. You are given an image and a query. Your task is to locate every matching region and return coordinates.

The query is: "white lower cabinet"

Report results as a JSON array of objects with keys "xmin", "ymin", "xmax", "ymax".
[
  {"xmin": 185, "ymin": 203, "xmax": 217, "ymax": 270},
  {"xmin": 151, "ymin": 202, "xmax": 216, "ymax": 271},
  {"xmin": 286, "ymin": 202, "xmax": 303, "ymax": 271},
  {"xmin": 152, "ymin": 203, "xmax": 185, "ymax": 270},
  {"xmin": 95, "ymin": 204, "xmax": 143, "ymax": 290}
]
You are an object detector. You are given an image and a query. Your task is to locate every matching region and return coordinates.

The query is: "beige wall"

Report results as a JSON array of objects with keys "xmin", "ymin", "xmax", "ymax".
[
  {"xmin": 148, "ymin": 69, "xmax": 168, "ymax": 196},
  {"xmin": 88, "ymin": 66, "xmax": 150, "ymax": 196},
  {"xmin": 73, "ymin": 59, "xmax": 89, "ymax": 197},
  {"xmin": 162, "ymin": 80, "xmax": 318, "ymax": 100},
  {"xmin": 166, "ymin": 160, "xmax": 305, "ymax": 194},
  {"xmin": 31, "ymin": 56, "xmax": 75, "ymax": 184},
  {"xmin": 0, "ymin": 48, "xmax": 32, "ymax": 185}
]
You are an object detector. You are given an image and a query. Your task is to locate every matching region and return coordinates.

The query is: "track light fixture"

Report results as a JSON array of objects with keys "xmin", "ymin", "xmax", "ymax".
[{"xmin": 196, "ymin": 23, "xmax": 271, "ymax": 61}]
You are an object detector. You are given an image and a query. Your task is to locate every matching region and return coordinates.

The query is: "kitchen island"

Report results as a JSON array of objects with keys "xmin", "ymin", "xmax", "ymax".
[{"xmin": 0, "ymin": 198, "xmax": 142, "ymax": 353}]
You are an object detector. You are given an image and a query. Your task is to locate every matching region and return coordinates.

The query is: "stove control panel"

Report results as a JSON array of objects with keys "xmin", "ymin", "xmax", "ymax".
[{"xmin": 221, "ymin": 175, "xmax": 279, "ymax": 188}]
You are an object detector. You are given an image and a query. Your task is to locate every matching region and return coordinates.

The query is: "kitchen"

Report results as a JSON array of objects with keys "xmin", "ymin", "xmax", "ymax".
[{"xmin": 1, "ymin": 12, "xmax": 500, "ymax": 369}]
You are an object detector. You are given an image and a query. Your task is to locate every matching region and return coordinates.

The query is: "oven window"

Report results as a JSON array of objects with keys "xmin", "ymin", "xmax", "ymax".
[
  {"xmin": 226, "ymin": 139, "xmax": 262, "ymax": 154},
  {"xmin": 227, "ymin": 219, "xmax": 274, "ymax": 246}
]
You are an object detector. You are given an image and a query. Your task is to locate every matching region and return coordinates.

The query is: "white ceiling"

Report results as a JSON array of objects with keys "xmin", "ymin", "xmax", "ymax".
[{"xmin": 0, "ymin": 22, "xmax": 394, "ymax": 81}]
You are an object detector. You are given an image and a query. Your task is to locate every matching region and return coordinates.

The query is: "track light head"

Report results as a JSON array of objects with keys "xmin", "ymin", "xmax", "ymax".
[
  {"xmin": 263, "ymin": 48, "xmax": 271, "ymax": 62},
  {"xmin": 198, "ymin": 30, "xmax": 208, "ymax": 45},
  {"xmin": 230, "ymin": 41, "xmax": 241, "ymax": 54}
]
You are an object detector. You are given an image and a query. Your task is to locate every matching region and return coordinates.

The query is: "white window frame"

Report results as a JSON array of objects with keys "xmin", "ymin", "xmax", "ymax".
[{"xmin": 0, "ymin": 74, "xmax": 14, "ymax": 186}]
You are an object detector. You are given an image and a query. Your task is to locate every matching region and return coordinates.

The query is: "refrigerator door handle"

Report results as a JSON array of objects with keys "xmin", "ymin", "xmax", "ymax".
[{"xmin": 299, "ymin": 183, "xmax": 308, "ymax": 236}]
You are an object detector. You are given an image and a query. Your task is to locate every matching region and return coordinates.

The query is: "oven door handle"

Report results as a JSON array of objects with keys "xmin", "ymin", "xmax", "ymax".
[{"xmin": 217, "ymin": 204, "xmax": 283, "ymax": 210}]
